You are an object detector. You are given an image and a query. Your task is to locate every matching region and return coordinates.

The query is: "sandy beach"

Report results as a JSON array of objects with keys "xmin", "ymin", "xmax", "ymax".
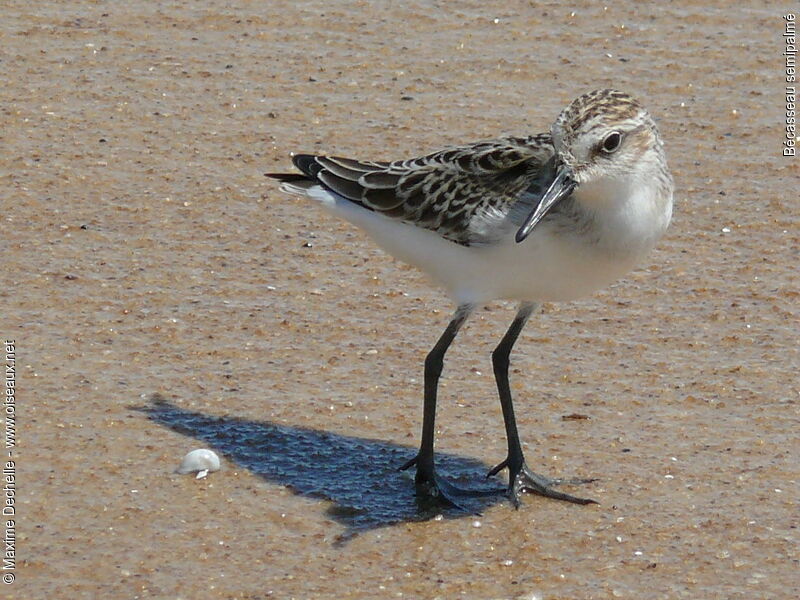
[{"xmin": 2, "ymin": 1, "xmax": 798, "ymax": 598}]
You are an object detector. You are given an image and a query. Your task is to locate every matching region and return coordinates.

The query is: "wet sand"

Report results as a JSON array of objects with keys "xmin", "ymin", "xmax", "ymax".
[{"xmin": 3, "ymin": 1, "xmax": 798, "ymax": 598}]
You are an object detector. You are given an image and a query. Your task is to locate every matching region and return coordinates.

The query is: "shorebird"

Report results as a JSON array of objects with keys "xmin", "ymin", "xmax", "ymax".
[{"xmin": 266, "ymin": 89, "xmax": 673, "ymax": 508}]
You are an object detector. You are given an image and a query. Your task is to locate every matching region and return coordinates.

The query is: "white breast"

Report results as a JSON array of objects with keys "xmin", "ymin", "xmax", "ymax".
[{"xmin": 303, "ymin": 179, "xmax": 672, "ymax": 306}]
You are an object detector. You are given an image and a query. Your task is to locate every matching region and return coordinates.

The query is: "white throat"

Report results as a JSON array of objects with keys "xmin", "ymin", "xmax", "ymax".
[{"xmin": 572, "ymin": 173, "xmax": 672, "ymax": 257}]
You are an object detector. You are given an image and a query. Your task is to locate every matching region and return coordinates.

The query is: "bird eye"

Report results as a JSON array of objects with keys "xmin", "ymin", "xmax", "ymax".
[{"xmin": 601, "ymin": 131, "xmax": 622, "ymax": 153}]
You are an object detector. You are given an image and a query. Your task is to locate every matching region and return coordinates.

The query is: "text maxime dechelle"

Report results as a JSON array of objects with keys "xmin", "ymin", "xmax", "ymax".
[{"xmin": 3, "ymin": 340, "xmax": 16, "ymax": 579}]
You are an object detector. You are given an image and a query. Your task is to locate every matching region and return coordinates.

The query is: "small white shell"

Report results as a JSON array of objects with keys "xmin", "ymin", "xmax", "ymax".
[{"xmin": 176, "ymin": 449, "xmax": 221, "ymax": 478}]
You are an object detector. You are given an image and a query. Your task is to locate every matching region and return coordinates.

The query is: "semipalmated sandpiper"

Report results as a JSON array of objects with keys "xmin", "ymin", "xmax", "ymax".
[{"xmin": 267, "ymin": 89, "xmax": 673, "ymax": 508}]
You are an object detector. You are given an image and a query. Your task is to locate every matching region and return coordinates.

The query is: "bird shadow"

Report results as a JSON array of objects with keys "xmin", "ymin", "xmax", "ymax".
[{"xmin": 134, "ymin": 394, "xmax": 507, "ymax": 542}]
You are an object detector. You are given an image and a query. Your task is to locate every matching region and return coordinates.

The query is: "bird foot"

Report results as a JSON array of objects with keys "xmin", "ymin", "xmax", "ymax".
[
  {"xmin": 487, "ymin": 457, "xmax": 598, "ymax": 507},
  {"xmin": 400, "ymin": 455, "xmax": 504, "ymax": 511}
]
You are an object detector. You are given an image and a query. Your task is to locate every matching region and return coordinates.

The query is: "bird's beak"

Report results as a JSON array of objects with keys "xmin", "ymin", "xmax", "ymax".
[{"xmin": 515, "ymin": 165, "xmax": 576, "ymax": 243}]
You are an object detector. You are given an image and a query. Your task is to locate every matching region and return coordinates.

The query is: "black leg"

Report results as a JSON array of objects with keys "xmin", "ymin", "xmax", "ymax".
[
  {"xmin": 488, "ymin": 302, "xmax": 597, "ymax": 507},
  {"xmin": 399, "ymin": 304, "xmax": 478, "ymax": 505}
]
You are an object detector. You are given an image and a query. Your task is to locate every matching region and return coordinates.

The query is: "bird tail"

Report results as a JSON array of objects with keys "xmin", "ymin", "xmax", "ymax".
[{"xmin": 264, "ymin": 172, "xmax": 317, "ymax": 197}]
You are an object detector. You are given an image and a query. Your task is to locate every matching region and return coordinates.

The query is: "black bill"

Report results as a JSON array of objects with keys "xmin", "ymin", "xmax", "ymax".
[{"xmin": 515, "ymin": 166, "xmax": 576, "ymax": 243}]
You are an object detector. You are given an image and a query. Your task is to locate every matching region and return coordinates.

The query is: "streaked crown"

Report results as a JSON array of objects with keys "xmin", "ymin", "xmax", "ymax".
[{"xmin": 551, "ymin": 89, "xmax": 669, "ymax": 187}]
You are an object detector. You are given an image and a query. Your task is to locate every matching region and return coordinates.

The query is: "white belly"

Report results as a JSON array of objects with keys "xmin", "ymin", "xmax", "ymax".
[{"xmin": 310, "ymin": 183, "xmax": 670, "ymax": 306}]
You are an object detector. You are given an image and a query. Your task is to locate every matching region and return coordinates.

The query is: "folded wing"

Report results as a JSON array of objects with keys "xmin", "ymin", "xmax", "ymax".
[{"xmin": 270, "ymin": 135, "xmax": 557, "ymax": 246}]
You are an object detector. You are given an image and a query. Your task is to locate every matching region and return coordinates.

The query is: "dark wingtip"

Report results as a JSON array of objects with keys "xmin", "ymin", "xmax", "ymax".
[
  {"xmin": 265, "ymin": 154, "xmax": 324, "ymax": 183},
  {"xmin": 292, "ymin": 154, "xmax": 324, "ymax": 179},
  {"xmin": 264, "ymin": 172, "xmax": 309, "ymax": 182}
]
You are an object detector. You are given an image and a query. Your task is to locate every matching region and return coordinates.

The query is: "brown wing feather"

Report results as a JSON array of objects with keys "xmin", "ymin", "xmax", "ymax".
[{"xmin": 287, "ymin": 134, "xmax": 555, "ymax": 245}]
